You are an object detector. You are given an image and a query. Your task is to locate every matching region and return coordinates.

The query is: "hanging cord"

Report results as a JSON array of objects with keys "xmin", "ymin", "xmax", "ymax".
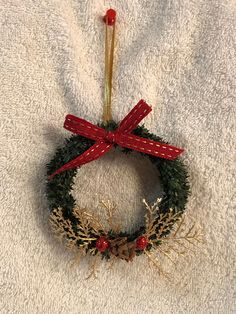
[{"xmin": 103, "ymin": 9, "xmax": 116, "ymax": 123}]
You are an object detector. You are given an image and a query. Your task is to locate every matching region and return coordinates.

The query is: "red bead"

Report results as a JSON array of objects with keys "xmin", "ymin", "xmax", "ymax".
[
  {"xmin": 103, "ymin": 9, "xmax": 116, "ymax": 26},
  {"xmin": 96, "ymin": 237, "xmax": 110, "ymax": 252},
  {"xmin": 136, "ymin": 236, "xmax": 148, "ymax": 250}
]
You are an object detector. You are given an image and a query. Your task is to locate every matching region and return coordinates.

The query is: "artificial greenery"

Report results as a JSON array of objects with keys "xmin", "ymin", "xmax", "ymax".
[{"xmin": 46, "ymin": 121, "xmax": 190, "ymax": 252}]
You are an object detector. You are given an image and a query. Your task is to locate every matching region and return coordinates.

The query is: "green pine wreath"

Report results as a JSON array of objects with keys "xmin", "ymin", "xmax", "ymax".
[{"xmin": 46, "ymin": 121, "xmax": 190, "ymax": 262}]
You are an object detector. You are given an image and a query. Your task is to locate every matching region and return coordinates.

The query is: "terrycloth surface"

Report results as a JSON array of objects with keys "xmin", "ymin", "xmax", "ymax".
[{"xmin": 1, "ymin": 1, "xmax": 236, "ymax": 313}]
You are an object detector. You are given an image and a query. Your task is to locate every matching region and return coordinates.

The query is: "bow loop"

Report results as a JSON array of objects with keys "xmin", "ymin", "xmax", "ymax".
[
  {"xmin": 48, "ymin": 100, "xmax": 184, "ymax": 180},
  {"xmin": 64, "ymin": 115, "xmax": 105, "ymax": 141},
  {"xmin": 118, "ymin": 100, "xmax": 152, "ymax": 133}
]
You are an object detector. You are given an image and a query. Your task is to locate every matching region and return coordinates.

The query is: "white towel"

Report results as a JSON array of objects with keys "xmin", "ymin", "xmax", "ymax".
[{"xmin": 1, "ymin": 1, "xmax": 235, "ymax": 313}]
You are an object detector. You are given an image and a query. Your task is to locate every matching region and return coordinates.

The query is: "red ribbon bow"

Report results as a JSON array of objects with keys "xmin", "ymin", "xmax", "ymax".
[{"xmin": 49, "ymin": 100, "xmax": 184, "ymax": 179}]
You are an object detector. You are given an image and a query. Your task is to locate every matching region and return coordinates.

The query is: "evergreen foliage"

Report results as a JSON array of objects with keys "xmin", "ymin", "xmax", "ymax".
[{"xmin": 46, "ymin": 121, "xmax": 190, "ymax": 244}]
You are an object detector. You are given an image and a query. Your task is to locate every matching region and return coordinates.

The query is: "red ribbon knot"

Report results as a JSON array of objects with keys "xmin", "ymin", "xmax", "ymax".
[
  {"xmin": 105, "ymin": 131, "xmax": 116, "ymax": 144},
  {"xmin": 49, "ymin": 100, "xmax": 184, "ymax": 180}
]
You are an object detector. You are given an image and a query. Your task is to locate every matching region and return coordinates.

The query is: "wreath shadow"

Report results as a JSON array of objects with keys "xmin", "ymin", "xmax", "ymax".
[{"xmin": 31, "ymin": 126, "xmax": 76, "ymax": 267}]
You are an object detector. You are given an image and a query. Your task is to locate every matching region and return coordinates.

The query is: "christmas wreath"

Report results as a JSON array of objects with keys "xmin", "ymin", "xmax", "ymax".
[
  {"xmin": 46, "ymin": 99, "xmax": 190, "ymax": 262},
  {"xmin": 45, "ymin": 9, "xmax": 202, "ymax": 278}
]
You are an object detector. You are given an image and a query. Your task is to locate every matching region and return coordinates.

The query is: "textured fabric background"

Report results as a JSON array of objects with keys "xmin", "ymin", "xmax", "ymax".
[{"xmin": 1, "ymin": 1, "xmax": 236, "ymax": 313}]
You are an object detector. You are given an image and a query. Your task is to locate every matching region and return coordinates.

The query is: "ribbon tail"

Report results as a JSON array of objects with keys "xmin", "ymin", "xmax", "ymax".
[
  {"xmin": 48, "ymin": 141, "xmax": 112, "ymax": 180},
  {"xmin": 116, "ymin": 133, "xmax": 184, "ymax": 160}
]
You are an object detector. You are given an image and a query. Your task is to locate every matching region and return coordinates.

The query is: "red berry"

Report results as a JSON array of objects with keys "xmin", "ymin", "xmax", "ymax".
[
  {"xmin": 103, "ymin": 9, "xmax": 116, "ymax": 26},
  {"xmin": 96, "ymin": 237, "xmax": 110, "ymax": 252},
  {"xmin": 136, "ymin": 236, "xmax": 148, "ymax": 250}
]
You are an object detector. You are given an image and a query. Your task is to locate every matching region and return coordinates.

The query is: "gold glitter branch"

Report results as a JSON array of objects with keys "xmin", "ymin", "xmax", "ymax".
[
  {"xmin": 143, "ymin": 198, "xmax": 181, "ymax": 246},
  {"xmin": 142, "ymin": 199, "xmax": 204, "ymax": 277},
  {"xmin": 49, "ymin": 208, "xmax": 78, "ymax": 250},
  {"xmin": 144, "ymin": 250, "xmax": 171, "ymax": 280},
  {"xmin": 143, "ymin": 197, "xmax": 162, "ymax": 233},
  {"xmin": 49, "ymin": 207, "xmax": 101, "ymax": 253},
  {"xmin": 100, "ymin": 200, "xmax": 121, "ymax": 233},
  {"xmin": 49, "ymin": 199, "xmax": 203, "ymax": 280},
  {"xmin": 161, "ymin": 215, "xmax": 204, "ymax": 252},
  {"xmin": 49, "ymin": 201, "xmax": 121, "ymax": 255}
]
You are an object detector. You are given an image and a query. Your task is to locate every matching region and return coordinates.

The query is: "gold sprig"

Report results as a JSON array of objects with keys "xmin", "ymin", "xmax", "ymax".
[
  {"xmin": 86, "ymin": 255, "xmax": 99, "ymax": 280},
  {"xmin": 49, "ymin": 207, "xmax": 98, "ymax": 253},
  {"xmin": 143, "ymin": 198, "xmax": 181, "ymax": 246},
  {"xmin": 143, "ymin": 198, "xmax": 162, "ymax": 238},
  {"xmin": 155, "ymin": 211, "xmax": 182, "ymax": 239},
  {"xmin": 161, "ymin": 215, "xmax": 204, "ymax": 251},
  {"xmin": 50, "ymin": 199, "xmax": 203, "ymax": 280},
  {"xmin": 49, "ymin": 208, "xmax": 78, "ymax": 250},
  {"xmin": 142, "ymin": 199, "xmax": 204, "ymax": 278},
  {"xmin": 73, "ymin": 208, "xmax": 103, "ymax": 237},
  {"xmin": 49, "ymin": 201, "xmax": 121, "ymax": 256},
  {"xmin": 143, "ymin": 198, "xmax": 160, "ymax": 225},
  {"xmin": 144, "ymin": 250, "xmax": 171, "ymax": 280},
  {"xmin": 100, "ymin": 200, "xmax": 121, "ymax": 233}
]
